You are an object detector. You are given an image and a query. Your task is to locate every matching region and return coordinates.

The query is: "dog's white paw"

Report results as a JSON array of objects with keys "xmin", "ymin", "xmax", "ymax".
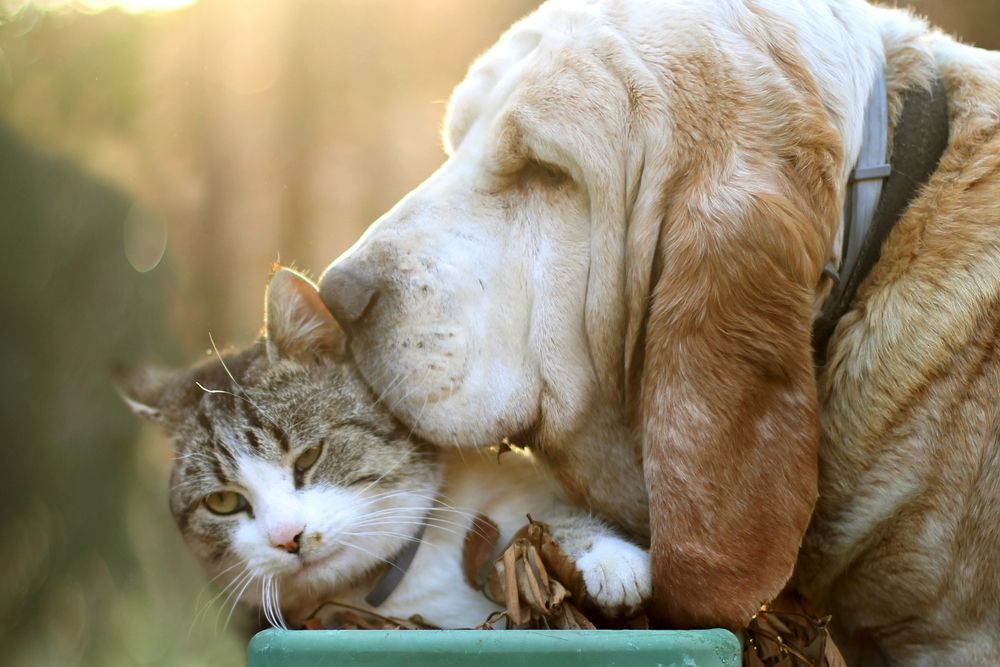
[{"xmin": 576, "ymin": 535, "xmax": 651, "ymax": 616}]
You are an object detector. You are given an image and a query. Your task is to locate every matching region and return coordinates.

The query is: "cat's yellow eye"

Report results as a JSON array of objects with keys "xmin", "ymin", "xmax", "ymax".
[
  {"xmin": 294, "ymin": 444, "xmax": 323, "ymax": 473},
  {"xmin": 204, "ymin": 491, "xmax": 249, "ymax": 515}
]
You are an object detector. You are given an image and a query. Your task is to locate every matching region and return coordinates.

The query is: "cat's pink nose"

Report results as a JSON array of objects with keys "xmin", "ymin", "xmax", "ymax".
[{"xmin": 269, "ymin": 525, "xmax": 304, "ymax": 554}]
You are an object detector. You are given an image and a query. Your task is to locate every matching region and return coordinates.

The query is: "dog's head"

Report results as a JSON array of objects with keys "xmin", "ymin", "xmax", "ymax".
[{"xmin": 320, "ymin": 0, "xmax": 876, "ymax": 627}]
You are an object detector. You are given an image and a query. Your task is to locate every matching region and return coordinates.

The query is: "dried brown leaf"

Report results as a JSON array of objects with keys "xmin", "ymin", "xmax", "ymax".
[
  {"xmin": 743, "ymin": 593, "xmax": 847, "ymax": 667},
  {"xmin": 484, "ymin": 516, "xmax": 641, "ymax": 629},
  {"xmin": 301, "ymin": 601, "xmax": 439, "ymax": 630},
  {"xmin": 526, "ymin": 517, "xmax": 587, "ymax": 604},
  {"xmin": 502, "ymin": 543, "xmax": 528, "ymax": 624},
  {"xmin": 462, "ymin": 513, "xmax": 500, "ymax": 590},
  {"xmin": 823, "ymin": 636, "xmax": 849, "ymax": 667}
]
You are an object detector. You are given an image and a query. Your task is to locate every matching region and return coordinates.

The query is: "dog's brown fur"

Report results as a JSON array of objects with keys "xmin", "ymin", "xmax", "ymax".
[{"xmin": 799, "ymin": 26, "xmax": 1000, "ymax": 665}]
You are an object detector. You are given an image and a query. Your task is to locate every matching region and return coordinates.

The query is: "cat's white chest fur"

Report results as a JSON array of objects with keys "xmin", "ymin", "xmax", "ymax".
[
  {"xmin": 349, "ymin": 448, "xmax": 560, "ymax": 627},
  {"xmin": 332, "ymin": 446, "xmax": 652, "ymax": 628}
]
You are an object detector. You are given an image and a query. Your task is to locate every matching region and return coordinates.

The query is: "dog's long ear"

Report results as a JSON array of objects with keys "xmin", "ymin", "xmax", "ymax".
[
  {"xmin": 639, "ymin": 183, "xmax": 827, "ymax": 629},
  {"xmin": 617, "ymin": 14, "xmax": 848, "ymax": 626}
]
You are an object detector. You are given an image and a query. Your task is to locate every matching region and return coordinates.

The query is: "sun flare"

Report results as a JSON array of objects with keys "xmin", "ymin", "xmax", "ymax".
[{"xmin": 5, "ymin": 0, "xmax": 197, "ymax": 15}]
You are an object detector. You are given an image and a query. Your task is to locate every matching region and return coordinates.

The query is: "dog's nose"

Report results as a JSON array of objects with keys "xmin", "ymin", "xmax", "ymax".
[{"xmin": 319, "ymin": 258, "xmax": 380, "ymax": 327}]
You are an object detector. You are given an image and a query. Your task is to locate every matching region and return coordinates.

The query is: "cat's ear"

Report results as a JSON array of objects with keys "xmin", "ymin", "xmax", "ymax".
[
  {"xmin": 265, "ymin": 267, "xmax": 346, "ymax": 363},
  {"xmin": 114, "ymin": 364, "xmax": 175, "ymax": 422}
]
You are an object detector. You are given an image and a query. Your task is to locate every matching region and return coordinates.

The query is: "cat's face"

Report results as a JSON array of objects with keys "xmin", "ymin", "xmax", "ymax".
[{"xmin": 118, "ymin": 269, "xmax": 441, "ymax": 626}]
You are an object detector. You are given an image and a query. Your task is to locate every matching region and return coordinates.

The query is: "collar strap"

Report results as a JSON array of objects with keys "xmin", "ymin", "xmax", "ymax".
[
  {"xmin": 364, "ymin": 519, "xmax": 428, "ymax": 607},
  {"xmin": 813, "ymin": 69, "xmax": 949, "ymax": 364}
]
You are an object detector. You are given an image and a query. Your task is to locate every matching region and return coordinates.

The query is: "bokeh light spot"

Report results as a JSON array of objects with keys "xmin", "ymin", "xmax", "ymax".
[
  {"xmin": 219, "ymin": 23, "xmax": 283, "ymax": 95},
  {"xmin": 123, "ymin": 204, "xmax": 167, "ymax": 273}
]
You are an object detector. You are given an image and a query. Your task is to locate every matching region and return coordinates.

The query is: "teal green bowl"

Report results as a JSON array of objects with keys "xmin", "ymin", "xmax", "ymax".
[{"xmin": 248, "ymin": 628, "xmax": 742, "ymax": 667}]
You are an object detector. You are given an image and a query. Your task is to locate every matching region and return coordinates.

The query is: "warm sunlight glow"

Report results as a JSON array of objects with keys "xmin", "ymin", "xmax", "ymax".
[
  {"xmin": 81, "ymin": 0, "xmax": 197, "ymax": 13},
  {"xmin": 4, "ymin": 0, "xmax": 197, "ymax": 15}
]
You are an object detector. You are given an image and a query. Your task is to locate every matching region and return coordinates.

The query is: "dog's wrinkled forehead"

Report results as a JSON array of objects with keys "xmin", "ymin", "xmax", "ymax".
[{"xmin": 442, "ymin": 3, "xmax": 634, "ymax": 178}]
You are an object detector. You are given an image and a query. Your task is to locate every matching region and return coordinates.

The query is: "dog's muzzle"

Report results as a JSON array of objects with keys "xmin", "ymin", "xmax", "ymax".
[{"xmin": 319, "ymin": 256, "xmax": 381, "ymax": 329}]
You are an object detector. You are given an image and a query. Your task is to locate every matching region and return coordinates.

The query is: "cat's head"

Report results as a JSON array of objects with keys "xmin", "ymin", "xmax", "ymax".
[{"xmin": 117, "ymin": 268, "xmax": 442, "ymax": 626}]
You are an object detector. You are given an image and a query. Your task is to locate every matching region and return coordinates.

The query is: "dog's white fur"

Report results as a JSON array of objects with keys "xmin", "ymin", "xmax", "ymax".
[{"xmin": 321, "ymin": 1, "xmax": 1000, "ymax": 662}]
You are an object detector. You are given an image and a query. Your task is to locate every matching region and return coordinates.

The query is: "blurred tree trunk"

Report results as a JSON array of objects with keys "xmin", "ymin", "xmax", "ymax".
[
  {"xmin": 0, "ymin": 119, "xmax": 172, "ymax": 664},
  {"xmin": 190, "ymin": 1, "xmax": 235, "ymax": 338},
  {"xmin": 276, "ymin": 0, "xmax": 317, "ymax": 270}
]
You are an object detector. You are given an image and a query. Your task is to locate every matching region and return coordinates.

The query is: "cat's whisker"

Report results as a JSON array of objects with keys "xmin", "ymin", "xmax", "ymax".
[
  {"xmin": 208, "ymin": 332, "xmax": 243, "ymax": 390},
  {"xmin": 211, "ymin": 567, "xmax": 256, "ymax": 632},
  {"xmin": 174, "ymin": 451, "xmax": 221, "ymax": 463},
  {"xmin": 202, "ymin": 565, "xmax": 251, "ymax": 616},
  {"xmin": 354, "ymin": 457, "xmax": 411, "ymax": 496},
  {"xmin": 358, "ymin": 487, "xmax": 427, "ymax": 502},
  {"xmin": 270, "ymin": 577, "xmax": 286, "ymax": 630},
  {"xmin": 372, "ymin": 367, "xmax": 413, "ymax": 407},
  {"xmin": 427, "ymin": 487, "xmax": 486, "ymax": 510},
  {"xmin": 387, "ymin": 366, "xmax": 434, "ymax": 414},
  {"xmin": 275, "ymin": 582, "xmax": 288, "ymax": 630},
  {"xmin": 348, "ymin": 521, "xmax": 468, "ymax": 541},
  {"xmin": 354, "ymin": 516, "xmax": 486, "ymax": 540},
  {"xmin": 351, "ymin": 506, "xmax": 483, "ymax": 532},
  {"xmin": 170, "ymin": 462, "xmax": 219, "ymax": 476},
  {"xmin": 341, "ymin": 529, "xmax": 424, "ymax": 540},
  {"xmin": 358, "ymin": 487, "xmax": 449, "ymax": 504},
  {"xmin": 356, "ymin": 507, "xmax": 497, "ymax": 539},
  {"xmin": 261, "ymin": 576, "xmax": 288, "ymax": 630},
  {"xmin": 360, "ymin": 491, "xmax": 481, "ymax": 519},
  {"xmin": 351, "ymin": 514, "xmax": 469, "ymax": 531},
  {"xmin": 403, "ymin": 372, "xmax": 435, "ymax": 444},
  {"xmin": 331, "ymin": 537, "xmax": 405, "ymax": 575},
  {"xmin": 260, "ymin": 578, "xmax": 271, "ymax": 628},
  {"xmin": 262, "ymin": 577, "xmax": 276, "ymax": 629},
  {"xmin": 218, "ymin": 568, "xmax": 255, "ymax": 618},
  {"xmin": 353, "ymin": 506, "xmax": 440, "ymax": 522},
  {"xmin": 354, "ymin": 501, "xmax": 471, "ymax": 519},
  {"xmin": 188, "ymin": 563, "xmax": 249, "ymax": 637},
  {"xmin": 262, "ymin": 576, "xmax": 277, "ymax": 629},
  {"xmin": 199, "ymin": 332, "xmax": 283, "ymax": 427},
  {"xmin": 194, "ymin": 382, "xmax": 238, "ymax": 398},
  {"xmin": 340, "ymin": 530, "xmax": 452, "ymax": 557},
  {"xmin": 223, "ymin": 570, "xmax": 259, "ymax": 632},
  {"xmin": 172, "ymin": 474, "xmax": 220, "ymax": 490},
  {"xmin": 201, "ymin": 560, "xmax": 245, "ymax": 590},
  {"xmin": 357, "ymin": 508, "xmax": 483, "ymax": 533},
  {"xmin": 171, "ymin": 459, "xmax": 220, "ymax": 473},
  {"xmin": 194, "ymin": 381, "xmax": 282, "ymax": 430},
  {"xmin": 357, "ymin": 492, "xmax": 435, "ymax": 508}
]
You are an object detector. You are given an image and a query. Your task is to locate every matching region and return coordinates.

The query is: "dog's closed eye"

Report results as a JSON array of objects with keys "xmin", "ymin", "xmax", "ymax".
[{"xmin": 520, "ymin": 158, "xmax": 570, "ymax": 186}]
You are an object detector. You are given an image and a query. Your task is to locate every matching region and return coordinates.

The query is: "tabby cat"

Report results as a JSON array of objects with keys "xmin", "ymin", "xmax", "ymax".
[{"xmin": 117, "ymin": 268, "xmax": 651, "ymax": 628}]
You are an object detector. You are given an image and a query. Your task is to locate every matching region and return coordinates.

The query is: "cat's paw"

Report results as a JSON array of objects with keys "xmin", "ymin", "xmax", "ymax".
[{"xmin": 576, "ymin": 535, "xmax": 651, "ymax": 616}]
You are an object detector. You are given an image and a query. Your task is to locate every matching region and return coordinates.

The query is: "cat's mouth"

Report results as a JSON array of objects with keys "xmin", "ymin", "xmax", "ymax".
[{"xmin": 298, "ymin": 545, "xmax": 345, "ymax": 573}]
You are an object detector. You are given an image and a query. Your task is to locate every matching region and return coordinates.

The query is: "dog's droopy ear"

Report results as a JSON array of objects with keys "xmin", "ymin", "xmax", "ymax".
[
  {"xmin": 640, "ymin": 192, "xmax": 822, "ymax": 630},
  {"xmin": 265, "ymin": 267, "xmax": 347, "ymax": 363}
]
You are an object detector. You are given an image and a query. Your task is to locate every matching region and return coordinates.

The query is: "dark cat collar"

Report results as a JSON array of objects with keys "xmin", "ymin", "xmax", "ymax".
[{"xmin": 364, "ymin": 519, "xmax": 429, "ymax": 607}]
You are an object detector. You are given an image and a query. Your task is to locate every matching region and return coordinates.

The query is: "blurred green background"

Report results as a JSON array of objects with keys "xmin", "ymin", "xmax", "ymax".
[{"xmin": 0, "ymin": 1, "xmax": 996, "ymax": 665}]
